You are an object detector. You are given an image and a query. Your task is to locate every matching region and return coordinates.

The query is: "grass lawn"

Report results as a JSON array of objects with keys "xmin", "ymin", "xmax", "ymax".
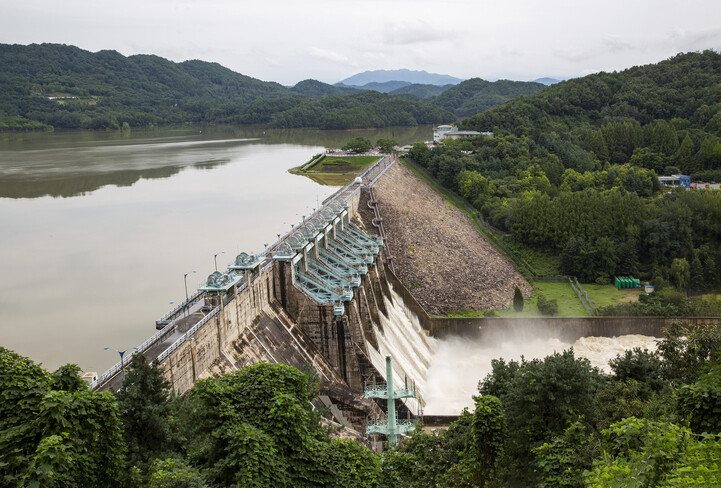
[
  {"xmin": 290, "ymin": 155, "xmax": 380, "ymax": 185},
  {"xmin": 583, "ymin": 283, "xmax": 643, "ymax": 308},
  {"xmin": 446, "ymin": 280, "xmax": 590, "ymax": 318}
]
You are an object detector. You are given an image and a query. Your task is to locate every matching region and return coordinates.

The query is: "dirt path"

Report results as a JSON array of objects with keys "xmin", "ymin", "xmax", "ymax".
[{"xmin": 360, "ymin": 162, "xmax": 532, "ymax": 315}]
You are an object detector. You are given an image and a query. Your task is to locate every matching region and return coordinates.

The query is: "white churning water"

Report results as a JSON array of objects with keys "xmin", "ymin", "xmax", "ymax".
[
  {"xmin": 365, "ymin": 284, "xmax": 660, "ymax": 416},
  {"xmin": 423, "ymin": 330, "xmax": 660, "ymax": 415}
]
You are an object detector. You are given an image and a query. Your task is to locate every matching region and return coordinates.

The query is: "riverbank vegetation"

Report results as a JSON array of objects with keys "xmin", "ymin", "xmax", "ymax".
[
  {"xmin": 406, "ymin": 50, "xmax": 721, "ymax": 316},
  {"xmin": 2, "ymin": 320, "xmax": 720, "ymax": 486}
]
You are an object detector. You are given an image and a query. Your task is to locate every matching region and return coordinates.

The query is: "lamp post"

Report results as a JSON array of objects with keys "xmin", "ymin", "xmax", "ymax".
[
  {"xmin": 104, "ymin": 346, "xmax": 138, "ymax": 381},
  {"xmin": 213, "ymin": 252, "xmax": 225, "ymax": 272},
  {"xmin": 184, "ymin": 270, "xmax": 196, "ymax": 315}
]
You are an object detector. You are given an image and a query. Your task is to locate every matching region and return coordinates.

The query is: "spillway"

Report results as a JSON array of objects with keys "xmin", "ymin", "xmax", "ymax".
[{"xmin": 365, "ymin": 284, "xmax": 437, "ymax": 414}]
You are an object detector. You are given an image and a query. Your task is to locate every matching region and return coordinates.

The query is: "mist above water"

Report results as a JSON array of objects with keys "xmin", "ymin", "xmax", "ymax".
[{"xmin": 423, "ymin": 326, "xmax": 659, "ymax": 415}]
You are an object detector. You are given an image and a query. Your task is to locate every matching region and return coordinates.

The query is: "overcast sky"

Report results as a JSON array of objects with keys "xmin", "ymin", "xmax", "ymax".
[{"xmin": 2, "ymin": 0, "xmax": 721, "ymax": 85}]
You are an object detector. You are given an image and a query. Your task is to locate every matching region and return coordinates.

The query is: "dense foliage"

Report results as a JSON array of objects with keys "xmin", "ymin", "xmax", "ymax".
[
  {"xmin": 0, "ymin": 43, "xmax": 453, "ymax": 131},
  {"xmin": 0, "ymin": 347, "xmax": 126, "ymax": 487},
  {"xmin": 432, "ymin": 78, "xmax": 546, "ymax": 117},
  {"xmin": 2, "ymin": 322, "xmax": 721, "ymax": 486},
  {"xmin": 378, "ymin": 322, "xmax": 721, "ymax": 487},
  {"xmin": 408, "ymin": 50, "xmax": 721, "ymax": 293}
]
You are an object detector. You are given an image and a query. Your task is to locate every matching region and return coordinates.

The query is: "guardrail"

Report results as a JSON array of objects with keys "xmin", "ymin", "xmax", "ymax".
[
  {"xmin": 569, "ymin": 277, "xmax": 593, "ymax": 317},
  {"xmin": 265, "ymin": 154, "xmax": 392, "ymax": 258},
  {"xmin": 155, "ymin": 305, "xmax": 222, "ymax": 363},
  {"xmin": 92, "ymin": 311, "xmax": 183, "ymax": 389},
  {"xmin": 156, "ymin": 290, "xmax": 204, "ymax": 326},
  {"xmin": 573, "ymin": 277, "xmax": 599, "ymax": 315}
]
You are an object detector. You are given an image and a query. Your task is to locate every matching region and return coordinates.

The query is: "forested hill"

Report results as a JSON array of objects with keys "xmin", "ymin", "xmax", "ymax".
[
  {"xmin": 433, "ymin": 78, "xmax": 547, "ymax": 117},
  {"xmin": 408, "ymin": 49, "xmax": 721, "ymax": 302},
  {"xmin": 460, "ymin": 50, "xmax": 721, "ymax": 138},
  {"xmin": 0, "ymin": 43, "xmax": 453, "ymax": 130}
]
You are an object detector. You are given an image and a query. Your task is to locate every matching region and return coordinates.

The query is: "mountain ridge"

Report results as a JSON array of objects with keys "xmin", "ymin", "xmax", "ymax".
[{"xmin": 336, "ymin": 69, "xmax": 463, "ymax": 87}]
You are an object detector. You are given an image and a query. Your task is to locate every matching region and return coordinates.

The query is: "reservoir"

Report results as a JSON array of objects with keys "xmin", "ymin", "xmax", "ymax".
[{"xmin": 0, "ymin": 125, "xmax": 428, "ymax": 372}]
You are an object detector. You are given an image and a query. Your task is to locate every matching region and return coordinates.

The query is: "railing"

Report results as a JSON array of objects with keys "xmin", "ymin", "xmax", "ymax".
[
  {"xmin": 366, "ymin": 419, "xmax": 416, "ymax": 435},
  {"xmin": 92, "ymin": 310, "xmax": 184, "ymax": 389},
  {"xmin": 365, "ymin": 385, "xmax": 417, "ymax": 399},
  {"xmin": 569, "ymin": 277, "xmax": 593, "ymax": 317},
  {"xmin": 573, "ymin": 277, "xmax": 599, "ymax": 315},
  {"xmin": 155, "ymin": 305, "xmax": 222, "ymax": 363},
  {"xmin": 156, "ymin": 290, "xmax": 204, "ymax": 325}
]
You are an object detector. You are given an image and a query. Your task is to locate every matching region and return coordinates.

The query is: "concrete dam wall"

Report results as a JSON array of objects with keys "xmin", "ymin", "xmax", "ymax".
[{"xmin": 138, "ymin": 156, "xmax": 435, "ymax": 432}]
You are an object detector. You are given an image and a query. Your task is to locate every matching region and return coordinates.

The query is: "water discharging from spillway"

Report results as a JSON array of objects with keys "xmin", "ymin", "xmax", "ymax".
[
  {"xmin": 365, "ymin": 284, "xmax": 437, "ymax": 414},
  {"xmin": 369, "ymin": 285, "xmax": 660, "ymax": 415},
  {"xmin": 424, "ymin": 329, "xmax": 659, "ymax": 415}
]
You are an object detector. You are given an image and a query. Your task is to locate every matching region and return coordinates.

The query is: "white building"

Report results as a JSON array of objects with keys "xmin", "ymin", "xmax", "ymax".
[{"xmin": 433, "ymin": 125, "xmax": 492, "ymax": 143}]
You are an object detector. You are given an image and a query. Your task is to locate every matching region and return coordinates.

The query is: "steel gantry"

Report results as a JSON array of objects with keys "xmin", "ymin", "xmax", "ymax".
[{"xmin": 365, "ymin": 355, "xmax": 417, "ymax": 447}]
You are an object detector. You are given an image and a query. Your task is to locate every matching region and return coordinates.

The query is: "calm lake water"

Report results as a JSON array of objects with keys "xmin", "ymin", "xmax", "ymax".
[{"xmin": 0, "ymin": 125, "xmax": 430, "ymax": 373}]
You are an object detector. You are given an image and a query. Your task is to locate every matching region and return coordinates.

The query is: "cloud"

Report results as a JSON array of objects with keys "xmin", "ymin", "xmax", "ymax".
[
  {"xmin": 381, "ymin": 20, "xmax": 457, "ymax": 46},
  {"xmin": 307, "ymin": 46, "xmax": 350, "ymax": 64},
  {"xmin": 667, "ymin": 27, "xmax": 721, "ymax": 52},
  {"xmin": 602, "ymin": 36, "xmax": 634, "ymax": 53}
]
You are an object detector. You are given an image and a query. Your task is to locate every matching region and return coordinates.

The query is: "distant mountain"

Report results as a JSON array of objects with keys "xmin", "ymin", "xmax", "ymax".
[
  {"xmin": 290, "ymin": 79, "xmax": 358, "ymax": 97},
  {"xmin": 337, "ymin": 69, "xmax": 463, "ymax": 87},
  {"xmin": 335, "ymin": 80, "xmax": 413, "ymax": 93},
  {"xmin": 389, "ymin": 84, "xmax": 454, "ymax": 98},
  {"xmin": 533, "ymin": 77, "xmax": 561, "ymax": 85},
  {"xmin": 431, "ymin": 78, "xmax": 547, "ymax": 117},
  {"xmin": 0, "ymin": 43, "xmax": 454, "ymax": 131}
]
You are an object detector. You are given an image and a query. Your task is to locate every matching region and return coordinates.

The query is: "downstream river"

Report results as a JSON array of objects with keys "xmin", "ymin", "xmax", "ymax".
[{"xmin": 0, "ymin": 124, "xmax": 430, "ymax": 373}]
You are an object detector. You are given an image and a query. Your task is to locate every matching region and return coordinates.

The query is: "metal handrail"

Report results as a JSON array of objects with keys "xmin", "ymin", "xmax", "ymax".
[
  {"xmin": 155, "ymin": 305, "xmax": 222, "ymax": 363},
  {"xmin": 157, "ymin": 290, "xmax": 204, "ymax": 323}
]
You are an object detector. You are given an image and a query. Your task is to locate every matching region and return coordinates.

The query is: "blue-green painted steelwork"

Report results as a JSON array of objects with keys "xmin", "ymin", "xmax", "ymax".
[{"xmin": 364, "ymin": 355, "xmax": 417, "ymax": 447}]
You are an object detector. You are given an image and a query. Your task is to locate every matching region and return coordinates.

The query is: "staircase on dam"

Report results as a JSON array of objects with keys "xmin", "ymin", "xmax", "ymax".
[{"xmin": 92, "ymin": 154, "xmax": 435, "ymax": 443}]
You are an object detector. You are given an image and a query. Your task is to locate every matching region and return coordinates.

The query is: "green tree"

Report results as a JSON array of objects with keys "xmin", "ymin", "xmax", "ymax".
[
  {"xmin": 148, "ymin": 458, "xmax": 208, "ymax": 488},
  {"xmin": 657, "ymin": 322, "xmax": 721, "ymax": 384},
  {"xmin": 513, "ymin": 286, "xmax": 524, "ymax": 312},
  {"xmin": 342, "ymin": 137, "xmax": 372, "ymax": 153},
  {"xmin": 669, "ymin": 257, "xmax": 691, "ymax": 290},
  {"xmin": 116, "ymin": 354, "xmax": 173, "ymax": 470},
  {"xmin": 676, "ymin": 362, "xmax": 721, "ymax": 434},
  {"xmin": 479, "ymin": 350, "xmax": 604, "ymax": 484},
  {"xmin": 585, "ymin": 418, "xmax": 721, "ymax": 487},
  {"xmin": 609, "ymin": 347, "xmax": 665, "ymax": 393},
  {"xmin": 536, "ymin": 292, "xmax": 559, "ymax": 316},
  {"xmin": 469, "ymin": 395, "xmax": 506, "ymax": 486},
  {"xmin": 534, "ymin": 421, "xmax": 600, "ymax": 488},
  {"xmin": 676, "ymin": 133, "xmax": 696, "ymax": 173},
  {"xmin": 456, "ymin": 170, "xmax": 494, "ymax": 204},
  {"xmin": 0, "ymin": 347, "xmax": 127, "ymax": 487},
  {"xmin": 375, "ymin": 138, "xmax": 397, "ymax": 154}
]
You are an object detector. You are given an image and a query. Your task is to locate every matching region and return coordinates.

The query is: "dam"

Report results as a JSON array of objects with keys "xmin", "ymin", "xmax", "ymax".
[{"xmin": 91, "ymin": 153, "xmax": 721, "ymax": 439}]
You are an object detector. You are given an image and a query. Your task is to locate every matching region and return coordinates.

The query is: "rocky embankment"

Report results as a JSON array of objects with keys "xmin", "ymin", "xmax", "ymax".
[{"xmin": 360, "ymin": 162, "xmax": 531, "ymax": 315}]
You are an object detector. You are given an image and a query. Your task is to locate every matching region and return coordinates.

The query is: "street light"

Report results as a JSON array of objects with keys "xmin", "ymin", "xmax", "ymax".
[
  {"xmin": 184, "ymin": 271, "xmax": 197, "ymax": 302},
  {"xmin": 213, "ymin": 251, "xmax": 225, "ymax": 272},
  {"xmin": 184, "ymin": 271, "xmax": 196, "ymax": 315},
  {"xmin": 104, "ymin": 346, "xmax": 138, "ymax": 381}
]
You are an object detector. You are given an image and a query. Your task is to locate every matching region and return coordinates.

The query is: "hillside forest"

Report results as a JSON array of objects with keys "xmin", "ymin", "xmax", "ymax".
[
  {"xmin": 407, "ymin": 50, "xmax": 721, "ymax": 316},
  {"xmin": 2, "ymin": 320, "xmax": 720, "ymax": 487},
  {"xmin": 0, "ymin": 44, "xmax": 543, "ymax": 132}
]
